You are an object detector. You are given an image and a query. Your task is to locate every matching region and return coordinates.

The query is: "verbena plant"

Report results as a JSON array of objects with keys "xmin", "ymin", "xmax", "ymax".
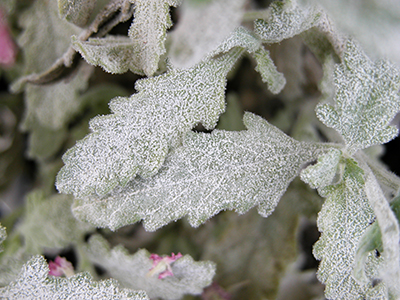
[{"xmin": 1, "ymin": 0, "xmax": 400, "ymax": 299}]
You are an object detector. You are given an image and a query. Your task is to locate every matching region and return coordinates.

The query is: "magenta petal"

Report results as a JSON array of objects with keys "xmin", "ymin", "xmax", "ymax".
[
  {"xmin": 158, "ymin": 270, "xmax": 174, "ymax": 279},
  {"xmin": 0, "ymin": 9, "xmax": 16, "ymax": 67},
  {"xmin": 48, "ymin": 261, "xmax": 63, "ymax": 276}
]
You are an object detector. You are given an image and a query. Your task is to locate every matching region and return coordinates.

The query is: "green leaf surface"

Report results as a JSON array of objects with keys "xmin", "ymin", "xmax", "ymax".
[
  {"xmin": 58, "ymin": 0, "xmax": 97, "ymax": 27},
  {"xmin": 316, "ymin": 40, "xmax": 400, "ymax": 154},
  {"xmin": 0, "ymin": 255, "xmax": 149, "ymax": 299},
  {"xmin": 72, "ymin": 35, "xmax": 145, "ymax": 75},
  {"xmin": 254, "ymin": 0, "xmax": 321, "ymax": 44},
  {"xmin": 16, "ymin": 190, "xmax": 94, "ymax": 253},
  {"xmin": 86, "ymin": 235, "xmax": 215, "ymax": 299},
  {"xmin": 128, "ymin": 0, "xmax": 182, "ymax": 76},
  {"xmin": 313, "ymin": 159, "xmax": 387, "ymax": 299},
  {"xmin": 71, "ymin": 113, "xmax": 319, "ymax": 231},
  {"xmin": 56, "ymin": 46, "xmax": 243, "ymax": 198}
]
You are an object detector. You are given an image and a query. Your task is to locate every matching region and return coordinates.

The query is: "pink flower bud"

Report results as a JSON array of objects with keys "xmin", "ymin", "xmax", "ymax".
[
  {"xmin": 147, "ymin": 252, "xmax": 183, "ymax": 279},
  {"xmin": 48, "ymin": 256, "xmax": 75, "ymax": 278}
]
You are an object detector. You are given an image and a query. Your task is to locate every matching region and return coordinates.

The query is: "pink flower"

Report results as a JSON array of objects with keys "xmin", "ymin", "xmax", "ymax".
[
  {"xmin": 48, "ymin": 256, "xmax": 74, "ymax": 278},
  {"xmin": 147, "ymin": 252, "xmax": 183, "ymax": 279},
  {"xmin": 0, "ymin": 8, "xmax": 17, "ymax": 67}
]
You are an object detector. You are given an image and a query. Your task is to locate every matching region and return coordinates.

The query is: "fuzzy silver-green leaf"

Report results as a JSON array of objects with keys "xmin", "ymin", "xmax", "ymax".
[
  {"xmin": 85, "ymin": 235, "xmax": 215, "ymax": 299},
  {"xmin": 314, "ymin": 159, "xmax": 387, "ymax": 299},
  {"xmin": 72, "ymin": 113, "xmax": 319, "ymax": 231},
  {"xmin": 56, "ymin": 48, "xmax": 243, "ymax": 198},
  {"xmin": 0, "ymin": 255, "xmax": 149, "ymax": 299},
  {"xmin": 72, "ymin": 35, "xmax": 145, "ymax": 75},
  {"xmin": 316, "ymin": 40, "xmax": 400, "ymax": 154},
  {"xmin": 254, "ymin": 0, "xmax": 321, "ymax": 44},
  {"xmin": 128, "ymin": 0, "xmax": 182, "ymax": 76}
]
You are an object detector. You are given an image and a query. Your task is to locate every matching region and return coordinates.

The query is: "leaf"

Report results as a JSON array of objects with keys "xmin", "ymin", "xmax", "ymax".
[
  {"xmin": 58, "ymin": 0, "xmax": 97, "ymax": 27},
  {"xmin": 0, "ymin": 255, "xmax": 149, "ymax": 299},
  {"xmin": 316, "ymin": 40, "xmax": 400, "ymax": 154},
  {"xmin": 128, "ymin": 0, "xmax": 182, "ymax": 77},
  {"xmin": 56, "ymin": 45, "xmax": 244, "ymax": 198},
  {"xmin": 16, "ymin": 0, "xmax": 80, "ymax": 76},
  {"xmin": 254, "ymin": 0, "xmax": 321, "ymax": 44},
  {"xmin": 169, "ymin": 0, "xmax": 246, "ymax": 69},
  {"xmin": 363, "ymin": 169, "xmax": 400, "ymax": 298},
  {"xmin": 253, "ymin": 47, "xmax": 286, "ymax": 94},
  {"xmin": 300, "ymin": 0, "xmax": 400, "ymax": 66},
  {"xmin": 21, "ymin": 64, "xmax": 92, "ymax": 160},
  {"xmin": 16, "ymin": 190, "xmax": 93, "ymax": 253},
  {"xmin": 71, "ymin": 113, "xmax": 319, "ymax": 231},
  {"xmin": 300, "ymin": 148, "xmax": 341, "ymax": 189},
  {"xmin": 85, "ymin": 235, "xmax": 215, "ymax": 299},
  {"xmin": 313, "ymin": 158, "xmax": 387, "ymax": 299},
  {"xmin": 206, "ymin": 26, "xmax": 286, "ymax": 94},
  {"xmin": 72, "ymin": 35, "xmax": 145, "ymax": 75}
]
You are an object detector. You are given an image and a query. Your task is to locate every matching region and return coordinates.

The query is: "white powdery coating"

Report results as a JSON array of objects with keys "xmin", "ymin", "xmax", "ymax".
[
  {"xmin": 314, "ymin": 161, "xmax": 387, "ymax": 299},
  {"xmin": 56, "ymin": 50, "xmax": 241, "ymax": 197},
  {"xmin": 300, "ymin": 148, "xmax": 341, "ymax": 189},
  {"xmin": 72, "ymin": 113, "xmax": 319, "ymax": 231},
  {"xmin": 128, "ymin": 0, "xmax": 181, "ymax": 77},
  {"xmin": 58, "ymin": 0, "xmax": 97, "ymax": 27},
  {"xmin": 316, "ymin": 40, "xmax": 400, "ymax": 154},
  {"xmin": 254, "ymin": 0, "xmax": 321, "ymax": 44},
  {"xmin": 72, "ymin": 35, "xmax": 144, "ymax": 75},
  {"xmin": 169, "ymin": 0, "xmax": 246, "ymax": 69},
  {"xmin": 86, "ymin": 235, "xmax": 215, "ymax": 299},
  {"xmin": 0, "ymin": 256, "xmax": 148, "ymax": 299}
]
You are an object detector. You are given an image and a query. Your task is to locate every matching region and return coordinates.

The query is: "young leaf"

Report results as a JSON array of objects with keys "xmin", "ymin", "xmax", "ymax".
[
  {"xmin": 72, "ymin": 35, "xmax": 145, "ymax": 75},
  {"xmin": 71, "ymin": 113, "xmax": 320, "ymax": 231},
  {"xmin": 0, "ymin": 255, "xmax": 149, "ymax": 299},
  {"xmin": 85, "ymin": 235, "xmax": 215, "ymax": 299},
  {"xmin": 128, "ymin": 0, "xmax": 182, "ymax": 77},
  {"xmin": 300, "ymin": 148, "xmax": 341, "ymax": 189},
  {"xmin": 313, "ymin": 159, "xmax": 387, "ymax": 299},
  {"xmin": 254, "ymin": 0, "xmax": 321, "ymax": 44},
  {"xmin": 56, "ymin": 45, "xmax": 244, "ymax": 198},
  {"xmin": 316, "ymin": 40, "xmax": 400, "ymax": 154},
  {"xmin": 253, "ymin": 47, "xmax": 286, "ymax": 94}
]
